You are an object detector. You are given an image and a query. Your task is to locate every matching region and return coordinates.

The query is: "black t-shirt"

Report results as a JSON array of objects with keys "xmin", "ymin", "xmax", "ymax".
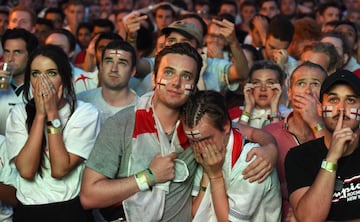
[{"xmin": 285, "ymin": 137, "xmax": 360, "ymax": 220}]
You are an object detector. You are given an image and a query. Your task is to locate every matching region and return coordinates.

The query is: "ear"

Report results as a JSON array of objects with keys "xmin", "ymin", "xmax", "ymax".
[
  {"xmin": 131, "ymin": 67, "xmax": 136, "ymax": 77},
  {"xmin": 343, "ymin": 52, "xmax": 350, "ymax": 67},
  {"xmin": 224, "ymin": 120, "xmax": 231, "ymax": 134},
  {"xmin": 317, "ymin": 101, "xmax": 322, "ymax": 117}
]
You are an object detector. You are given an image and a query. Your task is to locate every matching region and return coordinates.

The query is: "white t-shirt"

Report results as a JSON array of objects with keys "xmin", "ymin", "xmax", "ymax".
[{"xmin": 6, "ymin": 101, "xmax": 100, "ymax": 205}]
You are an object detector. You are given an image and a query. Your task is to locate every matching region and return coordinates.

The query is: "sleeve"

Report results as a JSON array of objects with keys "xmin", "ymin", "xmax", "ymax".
[
  {"xmin": 86, "ymin": 110, "xmax": 133, "ymax": 178},
  {"xmin": 207, "ymin": 58, "xmax": 239, "ymax": 91},
  {"xmin": 62, "ymin": 101, "xmax": 100, "ymax": 159},
  {"xmin": 5, "ymin": 104, "xmax": 28, "ymax": 161},
  {"xmin": 191, "ymin": 166, "xmax": 204, "ymax": 197},
  {"xmin": 285, "ymin": 146, "xmax": 316, "ymax": 196},
  {"xmin": 0, "ymin": 135, "xmax": 17, "ymax": 187}
]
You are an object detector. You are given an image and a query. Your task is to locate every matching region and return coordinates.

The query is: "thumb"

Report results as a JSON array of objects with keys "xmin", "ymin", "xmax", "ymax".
[{"xmin": 168, "ymin": 152, "xmax": 178, "ymax": 159}]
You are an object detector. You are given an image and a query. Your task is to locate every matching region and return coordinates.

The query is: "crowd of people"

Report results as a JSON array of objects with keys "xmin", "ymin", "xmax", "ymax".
[{"xmin": 1, "ymin": 0, "xmax": 360, "ymax": 221}]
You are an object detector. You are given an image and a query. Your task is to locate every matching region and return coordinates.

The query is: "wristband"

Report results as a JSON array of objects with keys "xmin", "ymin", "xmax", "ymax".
[
  {"xmin": 321, "ymin": 160, "xmax": 337, "ymax": 173},
  {"xmin": 47, "ymin": 126, "xmax": 62, "ymax": 134},
  {"xmin": 135, "ymin": 171, "xmax": 149, "ymax": 191},
  {"xmin": 240, "ymin": 111, "xmax": 251, "ymax": 123},
  {"xmin": 313, "ymin": 123, "xmax": 324, "ymax": 132},
  {"xmin": 200, "ymin": 185, "xmax": 207, "ymax": 192},
  {"xmin": 146, "ymin": 168, "xmax": 156, "ymax": 186}
]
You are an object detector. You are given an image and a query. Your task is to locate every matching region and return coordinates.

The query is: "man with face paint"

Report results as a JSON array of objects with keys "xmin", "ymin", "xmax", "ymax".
[
  {"xmin": 285, "ymin": 70, "xmax": 360, "ymax": 221},
  {"xmin": 81, "ymin": 43, "xmax": 278, "ymax": 221},
  {"xmin": 263, "ymin": 61, "xmax": 328, "ymax": 221},
  {"xmin": 182, "ymin": 90, "xmax": 281, "ymax": 221}
]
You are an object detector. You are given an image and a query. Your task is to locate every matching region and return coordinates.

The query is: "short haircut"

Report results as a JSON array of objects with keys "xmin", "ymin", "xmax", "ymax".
[
  {"xmin": 267, "ymin": 14, "xmax": 294, "ymax": 43},
  {"xmin": 153, "ymin": 43, "xmax": 203, "ymax": 85},
  {"xmin": 302, "ymin": 41, "xmax": 339, "ymax": 73},
  {"xmin": 181, "ymin": 90, "xmax": 230, "ymax": 131},
  {"xmin": 9, "ymin": 6, "xmax": 36, "ymax": 27},
  {"xmin": 154, "ymin": 4, "xmax": 175, "ymax": 17},
  {"xmin": 317, "ymin": 2, "xmax": 340, "ymax": 16},
  {"xmin": 289, "ymin": 61, "xmax": 327, "ymax": 87},
  {"xmin": 76, "ymin": 22, "xmax": 94, "ymax": 35},
  {"xmin": 259, "ymin": 0, "xmax": 279, "ymax": 8},
  {"xmin": 44, "ymin": 7, "xmax": 65, "ymax": 21},
  {"xmin": 240, "ymin": 1, "xmax": 257, "ymax": 12},
  {"xmin": 219, "ymin": 0, "xmax": 238, "ymax": 14},
  {"xmin": 92, "ymin": 18, "xmax": 115, "ymax": 32},
  {"xmin": 48, "ymin": 28, "xmax": 76, "ymax": 52},
  {"xmin": 335, "ymin": 20, "xmax": 358, "ymax": 43},
  {"xmin": 95, "ymin": 32, "xmax": 123, "ymax": 54},
  {"xmin": 1, "ymin": 28, "xmax": 38, "ymax": 54},
  {"xmin": 36, "ymin": 18, "xmax": 54, "ymax": 29},
  {"xmin": 101, "ymin": 40, "xmax": 137, "ymax": 68},
  {"xmin": 248, "ymin": 60, "xmax": 285, "ymax": 86}
]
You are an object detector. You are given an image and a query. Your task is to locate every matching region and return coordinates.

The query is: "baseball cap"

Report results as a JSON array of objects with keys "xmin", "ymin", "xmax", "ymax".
[
  {"xmin": 162, "ymin": 20, "xmax": 202, "ymax": 47},
  {"xmin": 320, "ymin": 69, "xmax": 360, "ymax": 101}
]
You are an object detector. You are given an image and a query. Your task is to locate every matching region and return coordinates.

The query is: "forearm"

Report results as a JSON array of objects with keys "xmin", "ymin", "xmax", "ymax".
[
  {"xmin": 80, "ymin": 168, "xmax": 141, "ymax": 209},
  {"xmin": 0, "ymin": 183, "xmax": 17, "ymax": 206},
  {"xmin": 82, "ymin": 51, "xmax": 96, "ymax": 72},
  {"xmin": 229, "ymin": 42, "xmax": 249, "ymax": 82},
  {"xmin": 292, "ymin": 170, "xmax": 335, "ymax": 221},
  {"xmin": 192, "ymin": 173, "xmax": 209, "ymax": 217},
  {"xmin": 16, "ymin": 115, "xmax": 44, "ymax": 179},
  {"xmin": 210, "ymin": 175, "xmax": 229, "ymax": 221}
]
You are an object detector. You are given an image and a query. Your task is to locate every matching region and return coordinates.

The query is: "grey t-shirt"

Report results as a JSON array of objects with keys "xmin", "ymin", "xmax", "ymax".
[{"xmin": 86, "ymin": 106, "xmax": 197, "ymax": 221}]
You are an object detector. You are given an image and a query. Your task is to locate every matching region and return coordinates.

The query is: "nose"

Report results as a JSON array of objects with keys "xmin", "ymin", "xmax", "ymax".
[
  {"xmin": 111, "ymin": 63, "xmax": 118, "ymax": 72},
  {"xmin": 170, "ymin": 74, "xmax": 181, "ymax": 87}
]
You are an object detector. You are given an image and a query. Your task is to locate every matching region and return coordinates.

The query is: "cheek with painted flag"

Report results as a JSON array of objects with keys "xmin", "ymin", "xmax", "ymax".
[
  {"xmin": 322, "ymin": 106, "xmax": 333, "ymax": 118},
  {"xmin": 349, "ymin": 108, "xmax": 360, "ymax": 120}
]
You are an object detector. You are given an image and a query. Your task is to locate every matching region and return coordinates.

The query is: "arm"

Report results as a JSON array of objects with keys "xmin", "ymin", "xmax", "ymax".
[
  {"xmin": 290, "ymin": 110, "xmax": 356, "ymax": 221},
  {"xmin": 0, "ymin": 183, "xmax": 17, "ymax": 206},
  {"xmin": 81, "ymin": 152, "xmax": 177, "ymax": 209},
  {"xmin": 235, "ymin": 123, "xmax": 277, "ymax": 183},
  {"xmin": 213, "ymin": 19, "xmax": 249, "ymax": 82},
  {"xmin": 240, "ymin": 83, "xmax": 255, "ymax": 125},
  {"xmin": 82, "ymin": 34, "xmax": 99, "ymax": 72}
]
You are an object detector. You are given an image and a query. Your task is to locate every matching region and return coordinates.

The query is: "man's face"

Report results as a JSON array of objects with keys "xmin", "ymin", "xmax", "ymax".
[
  {"xmin": 77, "ymin": 27, "xmax": 92, "ymax": 49},
  {"xmin": 45, "ymin": 33, "xmax": 71, "ymax": 57},
  {"xmin": 322, "ymin": 84, "xmax": 360, "ymax": 132},
  {"xmin": 240, "ymin": 5, "xmax": 256, "ymax": 24},
  {"xmin": 0, "ymin": 13, "xmax": 8, "ymax": 36},
  {"xmin": 101, "ymin": 49, "xmax": 135, "ymax": 90},
  {"xmin": 3, "ymin": 39, "xmax": 28, "ymax": 78},
  {"xmin": 153, "ymin": 53, "xmax": 198, "ymax": 109},
  {"xmin": 117, "ymin": 0, "xmax": 133, "ymax": 10},
  {"xmin": 89, "ymin": 4, "xmax": 101, "ymax": 21},
  {"xmin": 219, "ymin": 4, "xmax": 237, "ymax": 18},
  {"xmin": 155, "ymin": 9, "xmax": 174, "ymax": 31},
  {"xmin": 264, "ymin": 35, "xmax": 289, "ymax": 61},
  {"xmin": 301, "ymin": 51, "xmax": 331, "ymax": 73},
  {"xmin": 100, "ymin": 0, "xmax": 113, "ymax": 14},
  {"xmin": 288, "ymin": 66, "xmax": 326, "ymax": 111},
  {"xmin": 281, "ymin": 0, "xmax": 297, "ymax": 17},
  {"xmin": 335, "ymin": 24, "xmax": 357, "ymax": 50},
  {"xmin": 35, "ymin": 24, "xmax": 52, "ymax": 45},
  {"xmin": 8, "ymin": 10, "xmax": 33, "ymax": 32},
  {"xmin": 65, "ymin": 4, "xmax": 85, "ymax": 26},
  {"xmin": 320, "ymin": 7, "xmax": 340, "ymax": 25},
  {"xmin": 183, "ymin": 114, "xmax": 229, "ymax": 154},
  {"xmin": 165, "ymin": 32, "xmax": 197, "ymax": 49},
  {"xmin": 45, "ymin": 12, "xmax": 63, "ymax": 29},
  {"xmin": 259, "ymin": 1, "xmax": 280, "ymax": 19}
]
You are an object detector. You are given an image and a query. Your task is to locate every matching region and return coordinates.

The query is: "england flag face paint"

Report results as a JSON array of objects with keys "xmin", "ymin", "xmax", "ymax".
[
  {"xmin": 185, "ymin": 130, "xmax": 202, "ymax": 141},
  {"xmin": 184, "ymin": 84, "xmax": 194, "ymax": 95},
  {"xmin": 322, "ymin": 106, "xmax": 333, "ymax": 118},
  {"xmin": 349, "ymin": 108, "xmax": 360, "ymax": 120},
  {"xmin": 108, "ymin": 49, "xmax": 122, "ymax": 56},
  {"xmin": 157, "ymin": 79, "xmax": 167, "ymax": 90}
]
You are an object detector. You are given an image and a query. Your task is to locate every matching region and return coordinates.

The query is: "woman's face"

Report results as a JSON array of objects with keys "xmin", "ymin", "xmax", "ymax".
[{"xmin": 30, "ymin": 55, "xmax": 63, "ymax": 98}]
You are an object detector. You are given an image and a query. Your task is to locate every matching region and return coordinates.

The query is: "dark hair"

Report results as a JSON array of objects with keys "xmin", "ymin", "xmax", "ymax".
[
  {"xmin": 248, "ymin": 60, "xmax": 285, "ymax": 86},
  {"xmin": 219, "ymin": 0, "xmax": 238, "ymax": 14},
  {"xmin": 92, "ymin": 18, "xmax": 115, "ymax": 32},
  {"xmin": 1, "ymin": 28, "xmax": 38, "ymax": 54},
  {"xmin": 182, "ymin": 90, "xmax": 230, "ymax": 131},
  {"xmin": 290, "ymin": 61, "xmax": 328, "ymax": 87},
  {"xmin": 240, "ymin": 1, "xmax": 257, "ymax": 11},
  {"xmin": 44, "ymin": 7, "xmax": 65, "ymax": 21},
  {"xmin": 154, "ymin": 4, "xmax": 176, "ymax": 18},
  {"xmin": 76, "ymin": 22, "xmax": 94, "ymax": 35},
  {"xmin": 267, "ymin": 14, "xmax": 294, "ymax": 43},
  {"xmin": 242, "ymin": 44, "xmax": 262, "ymax": 61},
  {"xmin": 48, "ymin": 28, "xmax": 76, "ymax": 53},
  {"xmin": 259, "ymin": 0, "xmax": 279, "ymax": 8},
  {"xmin": 154, "ymin": 43, "xmax": 203, "ymax": 85},
  {"xmin": 335, "ymin": 20, "xmax": 358, "ymax": 43},
  {"xmin": 23, "ymin": 44, "xmax": 76, "ymax": 176},
  {"xmin": 36, "ymin": 18, "xmax": 54, "ymax": 29},
  {"xmin": 102, "ymin": 40, "xmax": 136, "ymax": 68},
  {"xmin": 95, "ymin": 32, "xmax": 123, "ymax": 54},
  {"xmin": 317, "ymin": 2, "xmax": 341, "ymax": 16},
  {"xmin": 302, "ymin": 42, "xmax": 339, "ymax": 73}
]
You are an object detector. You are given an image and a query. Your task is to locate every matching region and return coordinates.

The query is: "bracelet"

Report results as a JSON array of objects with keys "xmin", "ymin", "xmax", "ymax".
[
  {"xmin": 47, "ymin": 126, "xmax": 62, "ymax": 134},
  {"xmin": 135, "ymin": 171, "xmax": 149, "ymax": 191},
  {"xmin": 146, "ymin": 168, "xmax": 156, "ymax": 186},
  {"xmin": 313, "ymin": 123, "xmax": 324, "ymax": 132},
  {"xmin": 200, "ymin": 185, "xmax": 207, "ymax": 192},
  {"xmin": 240, "ymin": 111, "xmax": 251, "ymax": 123},
  {"xmin": 321, "ymin": 160, "xmax": 337, "ymax": 173}
]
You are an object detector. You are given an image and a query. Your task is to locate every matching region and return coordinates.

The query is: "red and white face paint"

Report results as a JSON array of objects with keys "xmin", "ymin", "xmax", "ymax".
[
  {"xmin": 322, "ymin": 106, "xmax": 333, "ymax": 118},
  {"xmin": 157, "ymin": 78, "xmax": 194, "ymax": 95},
  {"xmin": 185, "ymin": 130, "xmax": 202, "ymax": 141},
  {"xmin": 350, "ymin": 108, "xmax": 360, "ymax": 120},
  {"xmin": 108, "ymin": 49, "xmax": 123, "ymax": 56}
]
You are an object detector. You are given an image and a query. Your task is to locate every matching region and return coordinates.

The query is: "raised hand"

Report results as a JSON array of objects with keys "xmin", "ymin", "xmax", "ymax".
[
  {"xmin": 270, "ymin": 83, "xmax": 282, "ymax": 111},
  {"xmin": 243, "ymin": 83, "xmax": 255, "ymax": 112}
]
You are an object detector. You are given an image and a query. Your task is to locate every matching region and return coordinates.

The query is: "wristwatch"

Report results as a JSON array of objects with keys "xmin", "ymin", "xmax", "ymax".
[
  {"xmin": 321, "ymin": 160, "xmax": 337, "ymax": 173},
  {"xmin": 47, "ymin": 118, "xmax": 62, "ymax": 128}
]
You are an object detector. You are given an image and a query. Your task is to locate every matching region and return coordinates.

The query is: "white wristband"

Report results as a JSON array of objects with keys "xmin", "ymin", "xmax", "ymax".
[{"xmin": 135, "ymin": 171, "xmax": 149, "ymax": 191}]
